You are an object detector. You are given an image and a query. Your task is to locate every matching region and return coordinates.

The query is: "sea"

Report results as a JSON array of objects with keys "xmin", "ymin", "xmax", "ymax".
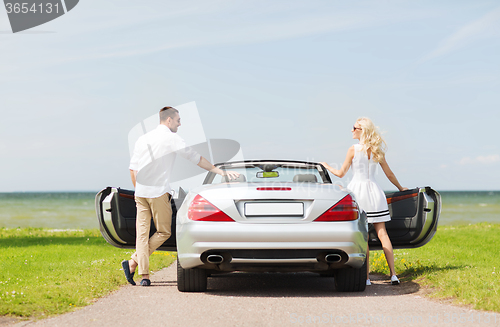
[{"xmin": 0, "ymin": 191, "xmax": 499, "ymax": 229}]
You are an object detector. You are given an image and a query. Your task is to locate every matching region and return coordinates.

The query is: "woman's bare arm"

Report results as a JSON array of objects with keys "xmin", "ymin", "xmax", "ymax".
[
  {"xmin": 379, "ymin": 157, "xmax": 408, "ymax": 192},
  {"xmin": 320, "ymin": 146, "xmax": 355, "ymax": 178}
]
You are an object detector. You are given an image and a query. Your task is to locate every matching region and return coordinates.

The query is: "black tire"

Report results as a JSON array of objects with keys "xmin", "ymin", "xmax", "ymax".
[
  {"xmin": 319, "ymin": 271, "xmax": 335, "ymax": 277},
  {"xmin": 177, "ymin": 259, "xmax": 207, "ymax": 292},
  {"xmin": 334, "ymin": 260, "xmax": 367, "ymax": 292}
]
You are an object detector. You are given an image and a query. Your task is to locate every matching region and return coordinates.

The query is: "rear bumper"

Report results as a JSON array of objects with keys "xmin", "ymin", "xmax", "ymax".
[{"xmin": 177, "ymin": 220, "xmax": 368, "ymax": 271}]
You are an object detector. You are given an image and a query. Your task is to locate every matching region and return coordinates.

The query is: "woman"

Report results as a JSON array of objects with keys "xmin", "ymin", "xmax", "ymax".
[{"xmin": 320, "ymin": 117, "xmax": 407, "ymax": 286}]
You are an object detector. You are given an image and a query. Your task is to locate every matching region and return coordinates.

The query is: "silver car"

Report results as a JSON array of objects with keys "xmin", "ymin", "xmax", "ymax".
[{"xmin": 96, "ymin": 160, "xmax": 441, "ymax": 293}]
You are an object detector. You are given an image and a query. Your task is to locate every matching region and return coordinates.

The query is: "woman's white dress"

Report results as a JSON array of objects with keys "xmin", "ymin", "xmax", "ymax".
[{"xmin": 347, "ymin": 144, "xmax": 391, "ymax": 223}]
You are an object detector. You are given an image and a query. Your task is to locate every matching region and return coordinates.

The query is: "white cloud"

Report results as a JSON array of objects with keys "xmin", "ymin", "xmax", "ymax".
[
  {"xmin": 459, "ymin": 155, "xmax": 500, "ymax": 165},
  {"xmin": 421, "ymin": 6, "xmax": 500, "ymax": 62}
]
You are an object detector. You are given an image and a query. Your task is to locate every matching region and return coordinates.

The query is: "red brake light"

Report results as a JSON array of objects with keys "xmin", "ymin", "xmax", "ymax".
[
  {"xmin": 188, "ymin": 195, "xmax": 234, "ymax": 222},
  {"xmin": 256, "ymin": 187, "xmax": 292, "ymax": 191},
  {"xmin": 314, "ymin": 195, "xmax": 359, "ymax": 221}
]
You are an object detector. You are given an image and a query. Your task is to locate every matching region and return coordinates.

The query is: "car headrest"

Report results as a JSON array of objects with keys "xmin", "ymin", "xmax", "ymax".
[
  {"xmin": 293, "ymin": 174, "xmax": 318, "ymax": 183},
  {"xmin": 221, "ymin": 174, "xmax": 247, "ymax": 183}
]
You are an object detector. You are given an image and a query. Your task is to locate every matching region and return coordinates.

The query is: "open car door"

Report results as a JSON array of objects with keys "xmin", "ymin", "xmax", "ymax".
[
  {"xmin": 95, "ymin": 187, "xmax": 187, "ymax": 251},
  {"xmin": 368, "ymin": 186, "xmax": 441, "ymax": 250}
]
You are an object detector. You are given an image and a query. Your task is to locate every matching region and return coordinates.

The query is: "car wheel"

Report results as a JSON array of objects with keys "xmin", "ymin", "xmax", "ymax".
[
  {"xmin": 334, "ymin": 259, "xmax": 367, "ymax": 292},
  {"xmin": 177, "ymin": 259, "xmax": 207, "ymax": 292},
  {"xmin": 319, "ymin": 271, "xmax": 335, "ymax": 277}
]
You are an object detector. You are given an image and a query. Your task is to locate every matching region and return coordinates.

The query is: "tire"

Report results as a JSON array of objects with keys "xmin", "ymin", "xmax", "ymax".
[
  {"xmin": 334, "ymin": 259, "xmax": 367, "ymax": 292},
  {"xmin": 177, "ymin": 259, "xmax": 207, "ymax": 292},
  {"xmin": 319, "ymin": 271, "xmax": 335, "ymax": 277}
]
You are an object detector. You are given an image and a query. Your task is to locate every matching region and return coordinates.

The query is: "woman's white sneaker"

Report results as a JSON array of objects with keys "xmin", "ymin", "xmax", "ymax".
[{"xmin": 391, "ymin": 275, "xmax": 400, "ymax": 285}]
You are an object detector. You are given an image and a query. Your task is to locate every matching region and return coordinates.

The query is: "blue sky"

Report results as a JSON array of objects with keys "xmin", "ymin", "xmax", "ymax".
[{"xmin": 1, "ymin": 0, "xmax": 499, "ymax": 192}]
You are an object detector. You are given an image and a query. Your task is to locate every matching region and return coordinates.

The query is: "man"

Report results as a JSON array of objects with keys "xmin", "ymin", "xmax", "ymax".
[{"xmin": 122, "ymin": 106, "xmax": 238, "ymax": 286}]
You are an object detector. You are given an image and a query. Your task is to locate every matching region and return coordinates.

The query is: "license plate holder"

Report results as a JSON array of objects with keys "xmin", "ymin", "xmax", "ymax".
[{"xmin": 244, "ymin": 202, "xmax": 304, "ymax": 217}]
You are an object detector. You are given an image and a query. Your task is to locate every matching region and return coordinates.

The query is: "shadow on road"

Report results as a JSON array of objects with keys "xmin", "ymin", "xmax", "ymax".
[
  {"xmin": 197, "ymin": 272, "xmax": 421, "ymax": 298},
  {"xmin": 152, "ymin": 280, "xmax": 177, "ymax": 286}
]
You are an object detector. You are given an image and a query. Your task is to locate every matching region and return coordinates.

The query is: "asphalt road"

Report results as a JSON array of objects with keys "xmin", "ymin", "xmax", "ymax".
[{"xmin": 8, "ymin": 264, "xmax": 499, "ymax": 327}]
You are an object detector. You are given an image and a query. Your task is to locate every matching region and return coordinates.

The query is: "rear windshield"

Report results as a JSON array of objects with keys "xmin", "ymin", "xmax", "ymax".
[{"xmin": 206, "ymin": 163, "xmax": 328, "ymax": 184}]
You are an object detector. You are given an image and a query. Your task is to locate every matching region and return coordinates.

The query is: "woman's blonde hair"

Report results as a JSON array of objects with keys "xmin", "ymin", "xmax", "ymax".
[{"xmin": 356, "ymin": 117, "xmax": 387, "ymax": 163}]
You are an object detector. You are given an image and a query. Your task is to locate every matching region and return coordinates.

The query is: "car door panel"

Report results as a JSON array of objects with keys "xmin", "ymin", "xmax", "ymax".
[
  {"xmin": 368, "ymin": 187, "xmax": 441, "ymax": 249},
  {"xmin": 96, "ymin": 187, "xmax": 184, "ymax": 251}
]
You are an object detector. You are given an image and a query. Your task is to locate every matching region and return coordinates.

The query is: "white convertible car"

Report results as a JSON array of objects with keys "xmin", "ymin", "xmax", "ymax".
[{"xmin": 95, "ymin": 160, "xmax": 440, "ymax": 292}]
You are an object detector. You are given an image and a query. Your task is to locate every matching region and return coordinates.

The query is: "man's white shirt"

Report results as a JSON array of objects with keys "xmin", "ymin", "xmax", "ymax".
[{"xmin": 129, "ymin": 124, "xmax": 201, "ymax": 198}]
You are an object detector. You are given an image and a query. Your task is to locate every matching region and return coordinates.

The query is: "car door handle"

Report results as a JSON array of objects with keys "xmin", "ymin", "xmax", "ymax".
[
  {"xmin": 424, "ymin": 208, "xmax": 432, "ymax": 212},
  {"xmin": 106, "ymin": 208, "xmax": 113, "ymax": 212}
]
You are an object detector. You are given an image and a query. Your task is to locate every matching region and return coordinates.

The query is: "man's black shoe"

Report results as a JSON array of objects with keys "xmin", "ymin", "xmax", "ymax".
[
  {"xmin": 121, "ymin": 260, "xmax": 136, "ymax": 285},
  {"xmin": 140, "ymin": 279, "xmax": 151, "ymax": 286}
]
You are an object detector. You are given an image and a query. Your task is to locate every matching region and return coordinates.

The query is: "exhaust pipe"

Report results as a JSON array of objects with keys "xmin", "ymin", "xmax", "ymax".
[
  {"xmin": 206, "ymin": 254, "xmax": 224, "ymax": 264},
  {"xmin": 325, "ymin": 254, "xmax": 342, "ymax": 263}
]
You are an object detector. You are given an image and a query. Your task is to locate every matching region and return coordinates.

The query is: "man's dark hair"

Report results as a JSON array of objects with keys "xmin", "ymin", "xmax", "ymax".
[{"xmin": 159, "ymin": 106, "xmax": 179, "ymax": 122}]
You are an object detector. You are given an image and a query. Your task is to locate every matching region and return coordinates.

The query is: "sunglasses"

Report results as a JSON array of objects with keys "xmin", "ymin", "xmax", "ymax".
[{"xmin": 353, "ymin": 126, "xmax": 361, "ymax": 131}]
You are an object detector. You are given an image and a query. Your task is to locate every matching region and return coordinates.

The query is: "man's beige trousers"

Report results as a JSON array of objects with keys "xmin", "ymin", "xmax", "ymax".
[{"xmin": 131, "ymin": 192, "xmax": 172, "ymax": 275}]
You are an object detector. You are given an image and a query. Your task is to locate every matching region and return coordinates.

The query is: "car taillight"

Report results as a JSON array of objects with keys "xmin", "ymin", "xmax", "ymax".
[
  {"xmin": 314, "ymin": 195, "xmax": 358, "ymax": 221},
  {"xmin": 257, "ymin": 187, "xmax": 292, "ymax": 191},
  {"xmin": 188, "ymin": 195, "xmax": 235, "ymax": 222}
]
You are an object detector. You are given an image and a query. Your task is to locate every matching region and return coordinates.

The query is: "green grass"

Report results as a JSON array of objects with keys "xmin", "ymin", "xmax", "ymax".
[
  {"xmin": 2, "ymin": 224, "xmax": 499, "ymax": 318},
  {"xmin": 0, "ymin": 228, "xmax": 176, "ymax": 318},
  {"xmin": 370, "ymin": 223, "xmax": 500, "ymax": 312}
]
